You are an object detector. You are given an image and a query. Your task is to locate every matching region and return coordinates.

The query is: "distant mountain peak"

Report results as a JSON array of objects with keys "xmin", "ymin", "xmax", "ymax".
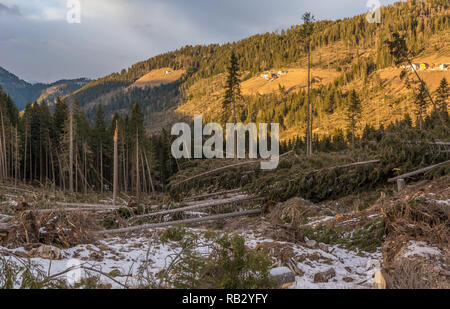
[{"xmin": 0, "ymin": 66, "xmax": 90, "ymax": 110}]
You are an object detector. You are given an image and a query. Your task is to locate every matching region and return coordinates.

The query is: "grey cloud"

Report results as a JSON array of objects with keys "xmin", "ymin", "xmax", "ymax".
[
  {"xmin": 1, "ymin": 0, "xmax": 399, "ymax": 83},
  {"xmin": 0, "ymin": 3, "xmax": 21, "ymax": 16}
]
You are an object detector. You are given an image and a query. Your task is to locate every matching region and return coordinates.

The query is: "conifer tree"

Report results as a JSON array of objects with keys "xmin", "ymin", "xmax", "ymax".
[
  {"xmin": 435, "ymin": 77, "xmax": 449, "ymax": 115},
  {"xmin": 223, "ymin": 51, "xmax": 242, "ymax": 124},
  {"xmin": 414, "ymin": 82, "xmax": 428, "ymax": 130},
  {"xmin": 223, "ymin": 51, "xmax": 242, "ymax": 157},
  {"xmin": 300, "ymin": 12, "xmax": 315, "ymax": 156},
  {"xmin": 346, "ymin": 90, "xmax": 362, "ymax": 145},
  {"xmin": 386, "ymin": 32, "xmax": 447, "ymax": 129}
]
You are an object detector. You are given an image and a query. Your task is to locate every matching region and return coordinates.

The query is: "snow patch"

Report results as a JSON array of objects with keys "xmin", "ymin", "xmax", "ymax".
[{"xmin": 403, "ymin": 241, "xmax": 441, "ymax": 259}]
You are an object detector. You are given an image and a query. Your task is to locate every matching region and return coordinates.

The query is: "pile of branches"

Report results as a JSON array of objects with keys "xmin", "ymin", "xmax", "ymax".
[
  {"xmin": 382, "ymin": 197, "xmax": 449, "ymax": 264},
  {"xmin": 381, "ymin": 189, "xmax": 450, "ymax": 289},
  {"xmin": 2, "ymin": 210, "xmax": 99, "ymax": 249}
]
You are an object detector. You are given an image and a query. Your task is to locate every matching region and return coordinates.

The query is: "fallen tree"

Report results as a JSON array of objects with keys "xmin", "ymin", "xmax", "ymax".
[
  {"xmin": 388, "ymin": 160, "xmax": 450, "ymax": 182},
  {"xmin": 55, "ymin": 202, "xmax": 122, "ymax": 209},
  {"xmin": 96, "ymin": 209, "xmax": 261, "ymax": 235},
  {"xmin": 129, "ymin": 195, "xmax": 262, "ymax": 221},
  {"xmin": 0, "ymin": 223, "xmax": 12, "ymax": 234},
  {"xmin": 171, "ymin": 150, "xmax": 294, "ymax": 187},
  {"xmin": 183, "ymin": 189, "xmax": 241, "ymax": 202},
  {"xmin": 36, "ymin": 207, "xmax": 117, "ymax": 214},
  {"xmin": 309, "ymin": 159, "xmax": 381, "ymax": 173},
  {"xmin": 0, "ymin": 214, "xmax": 13, "ymax": 223}
]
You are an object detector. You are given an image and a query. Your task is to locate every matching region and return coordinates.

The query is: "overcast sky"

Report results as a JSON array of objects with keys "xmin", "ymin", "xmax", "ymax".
[{"xmin": 0, "ymin": 0, "xmax": 398, "ymax": 83}]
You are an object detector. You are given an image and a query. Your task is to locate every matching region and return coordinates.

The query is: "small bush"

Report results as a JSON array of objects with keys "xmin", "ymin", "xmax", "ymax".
[
  {"xmin": 166, "ymin": 234, "xmax": 276, "ymax": 289},
  {"xmin": 301, "ymin": 217, "xmax": 385, "ymax": 252},
  {"xmin": 161, "ymin": 226, "xmax": 188, "ymax": 243}
]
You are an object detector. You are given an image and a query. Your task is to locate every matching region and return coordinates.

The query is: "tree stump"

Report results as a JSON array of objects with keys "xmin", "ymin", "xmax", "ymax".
[{"xmin": 397, "ymin": 179, "xmax": 406, "ymax": 192}]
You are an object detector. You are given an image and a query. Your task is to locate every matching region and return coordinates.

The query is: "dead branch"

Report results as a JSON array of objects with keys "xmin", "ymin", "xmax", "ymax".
[{"xmin": 96, "ymin": 209, "xmax": 261, "ymax": 235}]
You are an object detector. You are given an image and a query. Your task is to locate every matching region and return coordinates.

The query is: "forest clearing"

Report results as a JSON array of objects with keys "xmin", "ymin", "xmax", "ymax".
[
  {"xmin": 0, "ymin": 0, "xmax": 449, "ymax": 291},
  {"xmin": 0, "ymin": 145, "xmax": 448, "ymax": 289}
]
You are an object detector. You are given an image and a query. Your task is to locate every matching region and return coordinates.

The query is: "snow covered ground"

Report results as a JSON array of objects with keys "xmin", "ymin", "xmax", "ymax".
[{"xmin": 0, "ymin": 228, "xmax": 381, "ymax": 289}]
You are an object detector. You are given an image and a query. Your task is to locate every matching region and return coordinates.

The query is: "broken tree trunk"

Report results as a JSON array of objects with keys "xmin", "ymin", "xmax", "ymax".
[
  {"xmin": 113, "ymin": 121, "xmax": 118, "ymax": 206},
  {"xmin": 100, "ymin": 144, "xmax": 103, "ymax": 194},
  {"xmin": 388, "ymin": 160, "xmax": 450, "ymax": 183},
  {"xmin": 143, "ymin": 150, "xmax": 155, "ymax": 193},
  {"xmin": 171, "ymin": 150, "xmax": 293, "ymax": 187},
  {"xmin": 396, "ymin": 179, "xmax": 406, "ymax": 192},
  {"xmin": 37, "ymin": 207, "xmax": 118, "ymax": 214},
  {"xmin": 0, "ymin": 214, "xmax": 13, "ymax": 223},
  {"xmin": 183, "ymin": 189, "xmax": 241, "ymax": 202},
  {"xmin": 15, "ymin": 126, "xmax": 18, "ymax": 187},
  {"xmin": 135, "ymin": 128, "xmax": 140, "ymax": 202},
  {"xmin": 69, "ymin": 102, "xmax": 74, "ymax": 193},
  {"xmin": 130, "ymin": 195, "xmax": 262, "ymax": 221},
  {"xmin": 311, "ymin": 159, "xmax": 380, "ymax": 173},
  {"xmin": 96, "ymin": 209, "xmax": 261, "ymax": 235},
  {"xmin": 54, "ymin": 202, "xmax": 122, "ymax": 210},
  {"xmin": 0, "ymin": 223, "xmax": 12, "ymax": 234}
]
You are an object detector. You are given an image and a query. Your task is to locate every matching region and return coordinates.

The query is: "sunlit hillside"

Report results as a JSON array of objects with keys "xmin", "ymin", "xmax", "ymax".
[{"xmin": 176, "ymin": 27, "xmax": 450, "ymax": 141}]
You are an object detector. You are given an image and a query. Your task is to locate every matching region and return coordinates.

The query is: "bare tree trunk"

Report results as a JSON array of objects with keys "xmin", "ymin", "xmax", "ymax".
[
  {"xmin": 47, "ymin": 136, "xmax": 55, "ymax": 188},
  {"xmin": 0, "ymin": 125, "xmax": 3, "ymax": 182},
  {"xmin": 69, "ymin": 103, "xmax": 74, "ymax": 193},
  {"xmin": 306, "ymin": 40, "xmax": 312, "ymax": 156},
  {"xmin": 135, "ymin": 129, "xmax": 140, "ymax": 202},
  {"xmin": 23, "ymin": 122, "xmax": 27, "ymax": 182},
  {"xmin": 0, "ymin": 108, "xmax": 7, "ymax": 180},
  {"xmin": 29, "ymin": 129, "xmax": 32, "ymax": 183},
  {"xmin": 113, "ymin": 121, "xmax": 118, "ymax": 206},
  {"xmin": 15, "ymin": 126, "xmax": 18, "ymax": 187},
  {"xmin": 39, "ymin": 130, "xmax": 43, "ymax": 184},
  {"xmin": 140, "ymin": 150, "xmax": 147, "ymax": 194},
  {"xmin": 83, "ymin": 142, "xmax": 87, "ymax": 195},
  {"xmin": 122, "ymin": 139, "xmax": 127, "ymax": 192},
  {"xmin": 56, "ymin": 151, "xmax": 65, "ymax": 191},
  {"xmin": 143, "ymin": 150, "xmax": 155, "ymax": 193},
  {"xmin": 233, "ymin": 95, "xmax": 237, "ymax": 159},
  {"xmin": 75, "ymin": 149, "xmax": 78, "ymax": 192},
  {"xmin": 100, "ymin": 144, "xmax": 103, "ymax": 194}
]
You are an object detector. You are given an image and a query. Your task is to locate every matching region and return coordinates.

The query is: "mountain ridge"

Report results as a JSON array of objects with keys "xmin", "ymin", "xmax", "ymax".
[{"xmin": 0, "ymin": 66, "xmax": 90, "ymax": 110}]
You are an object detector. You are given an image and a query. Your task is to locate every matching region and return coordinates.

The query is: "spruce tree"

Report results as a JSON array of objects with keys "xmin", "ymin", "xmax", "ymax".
[
  {"xmin": 347, "ymin": 90, "xmax": 362, "ymax": 145},
  {"xmin": 223, "ymin": 51, "xmax": 242, "ymax": 125},
  {"xmin": 414, "ymin": 82, "xmax": 428, "ymax": 130},
  {"xmin": 386, "ymin": 32, "xmax": 447, "ymax": 129},
  {"xmin": 435, "ymin": 77, "xmax": 449, "ymax": 114},
  {"xmin": 300, "ymin": 12, "xmax": 315, "ymax": 156}
]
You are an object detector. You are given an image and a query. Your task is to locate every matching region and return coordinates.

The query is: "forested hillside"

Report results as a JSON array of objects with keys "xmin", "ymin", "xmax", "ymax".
[
  {"xmin": 67, "ymin": 0, "xmax": 449, "ymax": 131},
  {"xmin": 0, "ymin": 66, "xmax": 89, "ymax": 111}
]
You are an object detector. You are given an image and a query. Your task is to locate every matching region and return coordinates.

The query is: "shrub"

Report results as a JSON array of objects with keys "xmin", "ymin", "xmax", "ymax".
[{"xmin": 167, "ymin": 234, "xmax": 276, "ymax": 289}]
